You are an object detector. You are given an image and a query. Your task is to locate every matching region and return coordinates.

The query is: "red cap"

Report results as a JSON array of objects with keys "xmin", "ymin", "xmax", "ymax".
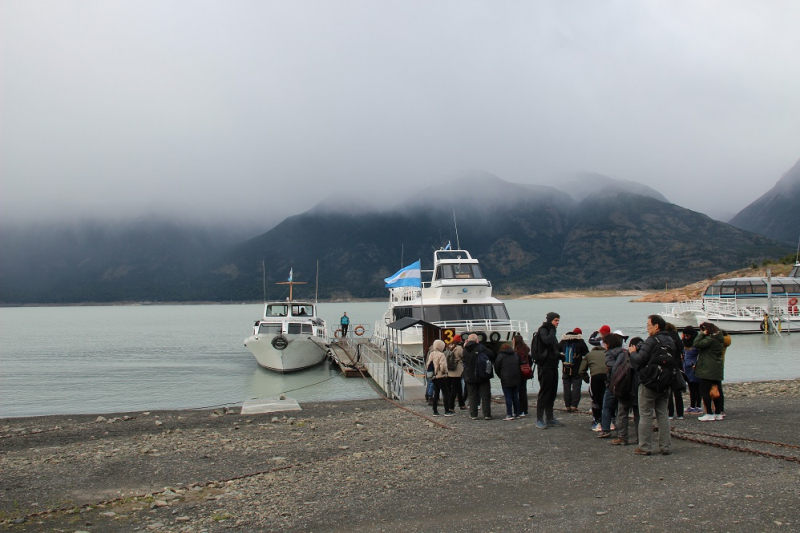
[
  {"xmin": 572, "ymin": 328, "xmax": 582, "ymax": 335},
  {"xmin": 598, "ymin": 325, "xmax": 611, "ymax": 336},
  {"xmin": 452, "ymin": 335, "xmax": 462, "ymax": 344}
]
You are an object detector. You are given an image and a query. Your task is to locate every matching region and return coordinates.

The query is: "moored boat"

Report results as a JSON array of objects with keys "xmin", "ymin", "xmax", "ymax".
[
  {"xmin": 244, "ymin": 273, "xmax": 330, "ymax": 372},
  {"xmin": 373, "ymin": 248, "xmax": 528, "ymax": 356},
  {"xmin": 662, "ymin": 262, "xmax": 800, "ymax": 334}
]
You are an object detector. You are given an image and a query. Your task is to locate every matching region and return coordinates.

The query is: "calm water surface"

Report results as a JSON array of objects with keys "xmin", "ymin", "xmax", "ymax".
[{"xmin": 1, "ymin": 298, "xmax": 798, "ymax": 417}]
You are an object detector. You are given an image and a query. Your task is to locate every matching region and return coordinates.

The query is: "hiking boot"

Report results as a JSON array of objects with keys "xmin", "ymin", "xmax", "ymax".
[
  {"xmin": 611, "ymin": 438, "xmax": 628, "ymax": 445},
  {"xmin": 634, "ymin": 447, "xmax": 651, "ymax": 456},
  {"xmin": 547, "ymin": 418, "xmax": 564, "ymax": 427},
  {"xmin": 535, "ymin": 419, "xmax": 547, "ymax": 429},
  {"xmin": 597, "ymin": 431, "xmax": 611, "ymax": 438},
  {"xmin": 698, "ymin": 414, "xmax": 716, "ymax": 422}
]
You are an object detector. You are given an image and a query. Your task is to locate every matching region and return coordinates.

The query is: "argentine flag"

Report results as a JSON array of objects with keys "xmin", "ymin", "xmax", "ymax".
[
  {"xmin": 384, "ymin": 260, "xmax": 421, "ymax": 288},
  {"xmin": 288, "ymin": 268, "xmax": 293, "ymax": 282}
]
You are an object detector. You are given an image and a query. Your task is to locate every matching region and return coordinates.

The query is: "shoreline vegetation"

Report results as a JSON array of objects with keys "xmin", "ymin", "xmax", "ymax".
[{"xmin": 1, "ymin": 263, "xmax": 793, "ymax": 307}]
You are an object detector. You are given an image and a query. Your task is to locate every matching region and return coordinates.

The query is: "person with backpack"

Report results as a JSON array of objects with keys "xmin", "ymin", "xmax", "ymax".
[
  {"xmin": 426, "ymin": 339, "xmax": 451, "ymax": 417},
  {"xmin": 579, "ymin": 334, "xmax": 608, "ymax": 431},
  {"xmin": 558, "ymin": 327, "xmax": 589, "ymax": 412},
  {"xmin": 495, "ymin": 343, "xmax": 523, "ymax": 420},
  {"xmin": 693, "ymin": 322, "xmax": 725, "ymax": 422},
  {"xmin": 445, "ymin": 335, "xmax": 466, "ymax": 412},
  {"xmin": 513, "ymin": 334, "xmax": 532, "ymax": 417},
  {"xmin": 462, "ymin": 333, "xmax": 494, "ymax": 420},
  {"xmin": 533, "ymin": 312, "xmax": 564, "ymax": 429},
  {"xmin": 630, "ymin": 314, "xmax": 677, "ymax": 456},
  {"xmin": 610, "ymin": 335, "xmax": 642, "ymax": 446}
]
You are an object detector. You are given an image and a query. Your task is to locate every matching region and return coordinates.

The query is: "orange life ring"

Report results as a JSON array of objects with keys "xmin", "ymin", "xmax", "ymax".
[
  {"xmin": 354, "ymin": 325, "xmax": 366, "ymax": 336},
  {"xmin": 334, "ymin": 329, "xmax": 342, "ymax": 338},
  {"xmin": 789, "ymin": 297, "xmax": 798, "ymax": 307}
]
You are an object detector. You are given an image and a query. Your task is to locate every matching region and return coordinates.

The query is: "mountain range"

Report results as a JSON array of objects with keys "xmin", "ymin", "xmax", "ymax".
[{"xmin": 1, "ymin": 166, "xmax": 797, "ymax": 304}]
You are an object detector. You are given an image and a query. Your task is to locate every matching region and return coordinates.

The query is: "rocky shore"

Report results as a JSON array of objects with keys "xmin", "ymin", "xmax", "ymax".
[{"xmin": 2, "ymin": 379, "xmax": 800, "ymax": 532}]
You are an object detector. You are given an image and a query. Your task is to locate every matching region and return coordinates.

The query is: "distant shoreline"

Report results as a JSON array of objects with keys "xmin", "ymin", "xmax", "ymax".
[{"xmin": 0, "ymin": 291, "xmax": 655, "ymax": 308}]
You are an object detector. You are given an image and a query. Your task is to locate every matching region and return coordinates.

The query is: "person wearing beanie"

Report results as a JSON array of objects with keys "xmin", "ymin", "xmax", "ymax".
[
  {"xmin": 558, "ymin": 327, "xmax": 589, "ymax": 412},
  {"xmin": 534, "ymin": 312, "xmax": 563, "ymax": 429}
]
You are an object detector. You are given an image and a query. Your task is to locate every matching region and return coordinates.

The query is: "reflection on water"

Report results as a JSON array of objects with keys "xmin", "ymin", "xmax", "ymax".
[{"xmin": 245, "ymin": 361, "xmax": 378, "ymax": 403}]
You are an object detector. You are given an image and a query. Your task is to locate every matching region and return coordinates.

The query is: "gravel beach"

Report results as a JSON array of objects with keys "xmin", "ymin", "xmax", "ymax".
[{"xmin": 2, "ymin": 379, "xmax": 799, "ymax": 532}]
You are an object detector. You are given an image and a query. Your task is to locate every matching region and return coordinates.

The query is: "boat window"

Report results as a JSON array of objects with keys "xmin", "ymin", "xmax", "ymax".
[
  {"xmin": 266, "ymin": 304, "xmax": 288, "ymax": 317},
  {"xmin": 292, "ymin": 305, "xmax": 313, "ymax": 316},
  {"xmin": 435, "ymin": 263, "xmax": 483, "ymax": 280},
  {"xmin": 393, "ymin": 306, "xmax": 422, "ymax": 321},
  {"xmin": 704, "ymin": 284, "xmax": 720, "ymax": 296},
  {"xmin": 435, "ymin": 251, "xmax": 469, "ymax": 261},
  {"xmin": 258, "ymin": 323, "xmax": 282, "ymax": 334},
  {"xmin": 301, "ymin": 324, "xmax": 313, "ymax": 334},
  {"xmin": 720, "ymin": 286, "xmax": 735, "ymax": 295},
  {"xmin": 771, "ymin": 284, "xmax": 786, "ymax": 294},
  {"xmin": 784, "ymin": 281, "xmax": 800, "ymax": 293},
  {"xmin": 736, "ymin": 283, "xmax": 753, "ymax": 294},
  {"xmin": 423, "ymin": 304, "xmax": 510, "ymax": 322},
  {"xmin": 750, "ymin": 282, "xmax": 768, "ymax": 295},
  {"xmin": 287, "ymin": 323, "xmax": 303, "ymax": 334}
]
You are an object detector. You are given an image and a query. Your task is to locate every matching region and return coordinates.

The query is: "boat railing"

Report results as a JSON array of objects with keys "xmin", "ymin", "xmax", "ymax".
[{"xmin": 664, "ymin": 300, "xmax": 703, "ymax": 314}]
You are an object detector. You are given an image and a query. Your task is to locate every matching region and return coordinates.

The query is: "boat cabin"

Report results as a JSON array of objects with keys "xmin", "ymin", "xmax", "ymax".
[
  {"xmin": 253, "ymin": 302, "xmax": 321, "ymax": 336},
  {"xmin": 704, "ymin": 277, "xmax": 800, "ymax": 298},
  {"xmin": 264, "ymin": 302, "xmax": 315, "ymax": 317}
]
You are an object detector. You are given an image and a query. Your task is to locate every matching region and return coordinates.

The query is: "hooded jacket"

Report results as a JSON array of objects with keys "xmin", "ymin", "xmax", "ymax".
[
  {"xmin": 693, "ymin": 331, "xmax": 725, "ymax": 381},
  {"xmin": 462, "ymin": 340, "xmax": 494, "ymax": 383},
  {"xmin": 558, "ymin": 333, "xmax": 589, "ymax": 378},
  {"xmin": 495, "ymin": 346, "xmax": 522, "ymax": 387},
  {"xmin": 426, "ymin": 339, "xmax": 449, "ymax": 380}
]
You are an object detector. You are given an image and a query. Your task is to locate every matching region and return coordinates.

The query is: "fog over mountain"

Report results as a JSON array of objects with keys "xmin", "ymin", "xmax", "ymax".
[{"xmin": 3, "ymin": 3, "xmax": 800, "ymax": 228}]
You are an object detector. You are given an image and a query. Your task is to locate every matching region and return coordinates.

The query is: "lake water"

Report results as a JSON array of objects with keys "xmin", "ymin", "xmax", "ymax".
[{"xmin": 1, "ymin": 298, "xmax": 799, "ymax": 418}]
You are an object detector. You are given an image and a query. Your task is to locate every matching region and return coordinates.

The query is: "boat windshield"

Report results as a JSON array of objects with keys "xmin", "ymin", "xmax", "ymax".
[
  {"xmin": 435, "ymin": 263, "xmax": 483, "ymax": 280},
  {"xmin": 266, "ymin": 304, "xmax": 288, "ymax": 316},
  {"xmin": 291, "ymin": 304, "xmax": 313, "ymax": 316},
  {"xmin": 258, "ymin": 323, "xmax": 282, "ymax": 334},
  {"xmin": 393, "ymin": 304, "xmax": 509, "ymax": 322}
]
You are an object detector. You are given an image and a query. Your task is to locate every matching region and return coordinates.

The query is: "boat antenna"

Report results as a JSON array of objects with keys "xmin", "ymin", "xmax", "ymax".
[
  {"xmin": 453, "ymin": 209, "xmax": 460, "ymax": 250},
  {"xmin": 262, "ymin": 260, "xmax": 267, "ymax": 303}
]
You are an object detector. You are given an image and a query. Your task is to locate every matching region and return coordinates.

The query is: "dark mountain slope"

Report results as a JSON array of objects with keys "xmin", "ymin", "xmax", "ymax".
[{"xmin": 728, "ymin": 159, "xmax": 800, "ymax": 244}]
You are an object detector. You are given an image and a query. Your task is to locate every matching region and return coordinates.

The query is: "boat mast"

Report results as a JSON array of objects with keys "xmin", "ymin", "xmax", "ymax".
[
  {"xmin": 453, "ymin": 209, "xmax": 461, "ymax": 250},
  {"xmin": 276, "ymin": 269, "xmax": 306, "ymax": 301}
]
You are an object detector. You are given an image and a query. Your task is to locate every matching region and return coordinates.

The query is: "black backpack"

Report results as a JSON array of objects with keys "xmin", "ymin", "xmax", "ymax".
[
  {"xmin": 639, "ymin": 337, "xmax": 679, "ymax": 393},
  {"xmin": 609, "ymin": 352, "xmax": 634, "ymax": 399},
  {"xmin": 445, "ymin": 349, "xmax": 457, "ymax": 372},
  {"xmin": 475, "ymin": 351, "xmax": 494, "ymax": 380},
  {"xmin": 530, "ymin": 332, "xmax": 547, "ymax": 365}
]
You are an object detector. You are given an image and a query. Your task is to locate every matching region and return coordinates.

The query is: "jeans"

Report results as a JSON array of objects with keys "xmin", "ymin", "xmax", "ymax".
[
  {"xmin": 467, "ymin": 381, "xmax": 492, "ymax": 419},
  {"xmin": 563, "ymin": 375, "xmax": 583, "ymax": 408},
  {"xmin": 502, "ymin": 385, "xmax": 521, "ymax": 417},
  {"xmin": 601, "ymin": 388, "xmax": 618, "ymax": 431},
  {"xmin": 638, "ymin": 385, "xmax": 671, "ymax": 453}
]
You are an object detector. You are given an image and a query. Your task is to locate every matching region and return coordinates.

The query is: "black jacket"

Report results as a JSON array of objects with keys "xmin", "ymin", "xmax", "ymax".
[
  {"xmin": 630, "ymin": 331, "xmax": 676, "ymax": 382},
  {"xmin": 462, "ymin": 340, "xmax": 494, "ymax": 383},
  {"xmin": 495, "ymin": 347, "xmax": 522, "ymax": 387},
  {"xmin": 536, "ymin": 322, "xmax": 561, "ymax": 369}
]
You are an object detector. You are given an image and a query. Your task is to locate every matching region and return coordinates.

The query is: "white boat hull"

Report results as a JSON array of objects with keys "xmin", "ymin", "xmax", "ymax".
[{"xmin": 244, "ymin": 334, "xmax": 329, "ymax": 373}]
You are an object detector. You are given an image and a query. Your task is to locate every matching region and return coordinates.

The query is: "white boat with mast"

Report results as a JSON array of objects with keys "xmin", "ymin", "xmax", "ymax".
[
  {"xmin": 244, "ymin": 266, "xmax": 330, "ymax": 372},
  {"xmin": 662, "ymin": 247, "xmax": 800, "ymax": 334},
  {"xmin": 373, "ymin": 243, "xmax": 528, "ymax": 358}
]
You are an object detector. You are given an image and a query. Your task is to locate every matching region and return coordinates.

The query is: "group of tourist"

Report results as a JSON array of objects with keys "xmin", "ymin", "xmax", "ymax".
[{"xmin": 425, "ymin": 311, "xmax": 731, "ymax": 455}]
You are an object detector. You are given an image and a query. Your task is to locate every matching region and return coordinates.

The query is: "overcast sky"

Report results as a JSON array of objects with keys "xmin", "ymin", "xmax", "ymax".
[{"xmin": 2, "ymin": 1, "xmax": 799, "ymax": 228}]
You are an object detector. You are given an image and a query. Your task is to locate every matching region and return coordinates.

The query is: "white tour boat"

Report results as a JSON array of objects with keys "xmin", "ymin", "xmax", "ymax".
[
  {"xmin": 662, "ymin": 262, "xmax": 800, "ymax": 334},
  {"xmin": 374, "ymin": 248, "xmax": 528, "ymax": 357},
  {"xmin": 244, "ymin": 275, "xmax": 329, "ymax": 372}
]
